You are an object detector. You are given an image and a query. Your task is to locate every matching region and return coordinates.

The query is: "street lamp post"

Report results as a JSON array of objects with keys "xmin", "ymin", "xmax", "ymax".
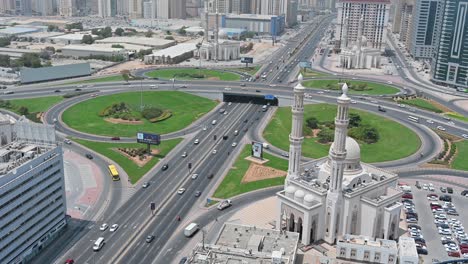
[{"xmin": 196, "ymin": 42, "xmax": 202, "ymax": 75}]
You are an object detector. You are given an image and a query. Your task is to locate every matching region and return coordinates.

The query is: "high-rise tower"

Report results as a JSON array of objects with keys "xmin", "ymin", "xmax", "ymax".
[
  {"xmin": 324, "ymin": 83, "xmax": 350, "ymax": 244},
  {"xmin": 286, "ymin": 74, "xmax": 305, "ymax": 182}
]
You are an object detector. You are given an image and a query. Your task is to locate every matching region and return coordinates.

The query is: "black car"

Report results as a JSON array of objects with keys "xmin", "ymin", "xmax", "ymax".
[
  {"xmin": 447, "ymin": 187, "xmax": 453, "ymax": 194},
  {"xmin": 207, "ymin": 173, "xmax": 214, "ymax": 179},
  {"xmin": 145, "ymin": 235, "xmax": 155, "ymax": 243},
  {"xmin": 462, "ymin": 190, "xmax": 468, "ymax": 196},
  {"xmin": 85, "ymin": 154, "xmax": 93, "ymax": 159},
  {"xmin": 75, "ymin": 88, "xmax": 82, "ymax": 91},
  {"xmin": 179, "ymin": 257, "xmax": 187, "ymax": 264},
  {"xmin": 195, "ymin": 191, "xmax": 202, "ymax": 197},
  {"xmin": 417, "ymin": 248, "xmax": 428, "ymax": 255},
  {"xmin": 162, "ymin": 164, "xmax": 169, "ymax": 171},
  {"xmin": 54, "ymin": 89, "xmax": 61, "ymax": 93},
  {"xmin": 378, "ymin": 106, "xmax": 386, "ymax": 112},
  {"xmin": 413, "ymin": 237, "xmax": 426, "ymax": 244},
  {"xmin": 408, "ymin": 224, "xmax": 421, "ymax": 229},
  {"xmin": 439, "ymin": 195, "xmax": 452, "ymax": 202},
  {"xmin": 255, "ymin": 90, "xmax": 261, "ymax": 93},
  {"xmin": 406, "ymin": 213, "xmax": 418, "ymax": 219}
]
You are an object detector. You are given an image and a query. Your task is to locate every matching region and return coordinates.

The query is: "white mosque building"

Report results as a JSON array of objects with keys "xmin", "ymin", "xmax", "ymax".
[{"xmin": 276, "ymin": 75, "xmax": 402, "ymax": 245}]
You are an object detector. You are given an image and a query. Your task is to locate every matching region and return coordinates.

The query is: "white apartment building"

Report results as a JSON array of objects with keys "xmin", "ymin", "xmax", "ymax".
[
  {"xmin": 0, "ymin": 116, "xmax": 67, "ymax": 264},
  {"xmin": 336, "ymin": 235, "xmax": 398, "ymax": 264},
  {"xmin": 59, "ymin": 0, "xmax": 75, "ymax": 17},
  {"xmin": 335, "ymin": 0, "xmax": 390, "ymax": 50},
  {"xmin": 128, "ymin": 0, "xmax": 142, "ymax": 18}
]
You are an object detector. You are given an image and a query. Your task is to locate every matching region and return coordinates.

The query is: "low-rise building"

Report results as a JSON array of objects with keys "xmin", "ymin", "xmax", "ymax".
[
  {"xmin": 49, "ymin": 33, "xmax": 98, "ymax": 45},
  {"xmin": 0, "ymin": 47, "xmax": 41, "ymax": 59},
  {"xmin": 144, "ymin": 43, "xmax": 197, "ymax": 65},
  {"xmin": 20, "ymin": 63, "xmax": 91, "ymax": 84},
  {"xmin": 61, "ymin": 45, "xmax": 129, "ymax": 59},
  {"xmin": 0, "ymin": 116, "xmax": 66, "ymax": 264},
  {"xmin": 0, "ymin": 27, "xmax": 43, "ymax": 37},
  {"xmin": 95, "ymin": 36, "xmax": 175, "ymax": 49},
  {"xmin": 398, "ymin": 237, "xmax": 418, "ymax": 264},
  {"xmin": 221, "ymin": 14, "xmax": 285, "ymax": 36},
  {"xmin": 188, "ymin": 223, "xmax": 299, "ymax": 264},
  {"xmin": 336, "ymin": 235, "xmax": 398, "ymax": 264}
]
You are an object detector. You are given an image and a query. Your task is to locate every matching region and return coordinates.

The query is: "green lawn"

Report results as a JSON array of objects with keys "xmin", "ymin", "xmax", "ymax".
[
  {"xmin": 300, "ymin": 69, "xmax": 329, "ymax": 78},
  {"xmin": 73, "ymin": 138, "xmax": 182, "ymax": 183},
  {"xmin": 145, "ymin": 68, "xmax": 241, "ymax": 81},
  {"xmin": 399, "ymin": 98, "xmax": 443, "ymax": 113},
  {"xmin": 213, "ymin": 144, "xmax": 288, "ymax": 199},
  {"xmin": 66, "ymin": 75, "xmax": 125, "ymax": 85},
  {"xmin": 232, "ymin": 66, "xmax": 260, "ymax": 76},
  {"xmin": 452, "ymin": 141, "xmax": 468, "ymax": 171},
  {"xmin": 62, "ymin": 91, "xmax": 217, "ymax": 137},
  {"xmin": 446, "ymin": 112, "xmax": 468, "ymax": 123},
  {"xmin": 303, "ymin": 79, "xmax": 400, "ymax": 95},
  {"xmin": 263, "ymin": 104, "xmax": 421, "ymax": 163},
  {"xmin": 1, "ymin": 96, "xmax": 64, "ymax": 122}
]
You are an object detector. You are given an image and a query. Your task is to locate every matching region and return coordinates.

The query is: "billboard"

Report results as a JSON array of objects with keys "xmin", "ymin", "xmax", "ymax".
[
  {"xmin": 137, "ymin": 132, "xmax": 161, "ymax": 145},
  {"xmin": 241, "ymin": 57, "xmax": 254, "ymax": 63},
  {"xmin": 299, "ymin": 61, "xmax": 312, "ymax": 69},
  {"xmin": 251, "ymin": 141, "xmax": 263, "ymax": 159}
]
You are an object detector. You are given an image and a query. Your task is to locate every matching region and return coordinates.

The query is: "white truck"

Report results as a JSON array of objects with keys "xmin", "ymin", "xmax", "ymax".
[
  {"xmin": 184, "ymin": 223, "xmax": 199, "ymax": 237},
  {"xmin": 262, "ymin": 143, "xmax": 269, "ymax": 149}
]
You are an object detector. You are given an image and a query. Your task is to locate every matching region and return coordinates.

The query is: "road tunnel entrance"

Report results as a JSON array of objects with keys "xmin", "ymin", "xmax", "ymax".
[{"xmin": 223, "ymin": 93, "xmax": 278, "ymax": 106}]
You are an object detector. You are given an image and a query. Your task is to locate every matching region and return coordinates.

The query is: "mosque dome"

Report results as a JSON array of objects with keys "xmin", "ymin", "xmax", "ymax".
[
  {"xmin": 330, "ymin": 137, "xmax": 361, "ymax": 162},
  {"xmin": 285, "ymin": 186, "xmax": 296, "ymax": 198},
  {"xmin": 294, "ymin": 190, "xmax": 305, "ymax": 203},
  {"xmin": 304, "ymin": 194, "xmax": 314, "ymax": 203}
]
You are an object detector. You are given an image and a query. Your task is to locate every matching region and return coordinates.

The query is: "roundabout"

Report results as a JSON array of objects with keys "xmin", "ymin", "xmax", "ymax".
[
  {"xmin": 263, "ymin": 103, "xmax": 422, "ymax": 163},
  {"xmin": 61, "ymin": 91, "xmax": 217, "ymax": 137}
]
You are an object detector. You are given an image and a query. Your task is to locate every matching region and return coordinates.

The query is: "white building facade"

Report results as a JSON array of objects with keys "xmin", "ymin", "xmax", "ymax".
[
  {"xmin": 276, "ymin": 78, "xmax": 402, "ymax": 245},
  {"xmin": 59, "ymin": 0, "xmax": 75, "ymax": 17},
  {"xmin": 336, "ymin": 235, "xmax": 398, "ymax": 263},
  {"xmin": 335, "ymin": 0, "xmax": 390, "ymax": 50},
  {"xmin": 0, "ymin": 117, "xmax": 67, "ymax": 264}
]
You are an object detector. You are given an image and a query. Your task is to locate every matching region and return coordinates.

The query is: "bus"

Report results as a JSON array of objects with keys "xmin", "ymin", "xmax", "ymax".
[
  {"xmin": 108, "ymin": 165, "xmax": 120, "ymax": 181},
  {"xmin": 408, "ymin": 116, "xmax": 419, "ymax": 123}
]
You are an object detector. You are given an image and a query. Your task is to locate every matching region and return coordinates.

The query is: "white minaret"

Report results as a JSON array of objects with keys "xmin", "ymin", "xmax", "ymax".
[
  {"xmin": 324, "ymin": 83, "xmax": 350, "ymax": 244},
  {"xmin": 286, "ymin": 74, "xmax": 305, "ymax": 183}
]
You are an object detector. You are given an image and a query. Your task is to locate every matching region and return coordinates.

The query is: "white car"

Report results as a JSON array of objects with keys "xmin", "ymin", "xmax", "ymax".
[
  {"xmin": 448, "ymin": 121, "xmax": 455, "ymax": 125},
  {"xmin": 177, "ymin": 188, "xmax": 186, "ymax": 195},
  {"xmin": 371, "ymin": 100, "xmax": 378, "ymax": 104},
  {"xmin": 64, "ymin": 139, "xmax": 72, "ymax": 145},
  {"xmin": 99, "ymin": 223, "xmax": 108, "ymax": 231},
  {"xmin": 350, "ymin": 100, "xmax": 357, "ymax": 104},
  {"xmin": 182, "ymin": 152, "xmax": 188, "ymax": 158},
  {"xmin": 212, "ymin": 149, "xmax": 217, "ymax": 154},
  {"xmin": 398, "ymin": 104, "xmax": 406, "ymax": 108},
  {"xmin": 426, "ymin": 119, "xmax": 434, "ymax": 124},
  {"xmin": 422, "ymin": 184, "xmax": 428, "ymax": 190},
  {"xmin": 232, "ymin": 142, "xmax": 237, "ymax": 147},
  {"xmin": 437, "ymin": 126, "xmax": 446, "ymax": 131},
  {"xmin": 194, "ymin": 139, "xmax": 199, "ymax": 144},
  {"xmin": 462, "ymin": 134, "xmax": 468, "ymax": 139},
  {"xmin": 317, "ymin": 91, "xmax": 324, "ymax": 94},
  {"xmin": 191, "ymin": 173, "xmax": 198, "ymax": 180},
  {"xmin": 109, "ymin": 224, "xmax": 119, "ymax": 232},
  {"xmin": 224, "ymin": 87, "xmax": 232, "ymax": 90},
  {"xmin": 429, "ymin": 186, "xmax": 435, "ymax": 191}
]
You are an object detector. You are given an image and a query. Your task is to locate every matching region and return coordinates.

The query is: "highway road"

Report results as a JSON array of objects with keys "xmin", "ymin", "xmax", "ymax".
[{"xmin": 50, "ymin": 102, "xmax": 265, "ymax": 264}]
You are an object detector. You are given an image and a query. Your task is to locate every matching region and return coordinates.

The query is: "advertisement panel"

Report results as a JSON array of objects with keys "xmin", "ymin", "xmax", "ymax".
[
  {"xmin": 251, "ymin": 141, "xmax": 263, "ymax": 159},
  {"xmin": 137, "ymin": 132, "xmax": 161, "ymax": 145},
  {"xmin": 241, "ymin": 57, "xmax": 254, "ymax": 63}
]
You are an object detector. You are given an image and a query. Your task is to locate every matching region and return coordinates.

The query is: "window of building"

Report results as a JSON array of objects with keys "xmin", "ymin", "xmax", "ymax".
[
  {"xmin": 340, "ymin": 248, "xmax": 346, "ymax": 257},
  {"xmin": 389, "ymin": 254, "xmax": 395, "ymax": 262},
  {"xmin": 350, "ymin": 249, "xmax": 357, "ymax": 258},
  {"xmin": 374, "ymin": 252, "xmax": 381, "ymax": 261},
  {"xmin": 364, "ymin": 251, "xmax": 370, "ymax": 260}
]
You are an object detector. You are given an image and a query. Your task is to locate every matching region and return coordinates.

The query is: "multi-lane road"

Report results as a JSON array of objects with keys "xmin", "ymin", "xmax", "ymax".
[{"xmin": 47, "ymin": 102, "xmax": 265, "ymax": 264}]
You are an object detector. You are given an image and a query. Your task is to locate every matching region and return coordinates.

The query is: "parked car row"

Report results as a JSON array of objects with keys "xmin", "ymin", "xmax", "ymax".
[
  {"xmin": 429, "ymin": 198, "xmax": 467, "ymax": 258},
  {"xmin": 402, "ymin": 195, "xmax": 427, "ymax": 255}
]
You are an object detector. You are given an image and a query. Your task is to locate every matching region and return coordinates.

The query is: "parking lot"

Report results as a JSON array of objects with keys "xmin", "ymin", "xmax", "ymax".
[{"xmin": 400, "ymin": 180, "xmax": 468, "ymax": 263}]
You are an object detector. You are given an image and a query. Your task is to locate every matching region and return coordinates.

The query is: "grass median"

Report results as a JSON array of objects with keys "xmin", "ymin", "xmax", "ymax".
[
  {"xmin": 145, "ymin": 68, "xmax": 240, "ymax": 81},
  {"xmin": 73, "ymin": 138, "xmax": 182, "ymax": 184},
  {"xmin": 452, "ymin": 141, "xmax": 468, "ymax": 171},
  {"xmin": 303, "ymin": 79, "xmax": 399, "ymax": 95},
  {"xmin": 1, "ymin": 96, "xmax": 64, "ymax": 122},
  {"xmin": 213, "ymin": 144, "xmax": 287, "ymax": 199},
  {"xmin": 263, "ymin": 103, "xmax": 421, "ymax": 163}
]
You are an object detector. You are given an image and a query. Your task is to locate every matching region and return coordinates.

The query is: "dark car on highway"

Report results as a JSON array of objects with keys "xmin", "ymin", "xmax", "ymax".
[
  {"xmin": 85, "ymin": 154, "xmax": 93, "ymax": 159},
  {"xmin": 111, "ymin": 137, "xmax": 120, "ymax": 140},
  {"xmin": 162, "ymin": 164, "xmax": 169, "ymax": 171}
]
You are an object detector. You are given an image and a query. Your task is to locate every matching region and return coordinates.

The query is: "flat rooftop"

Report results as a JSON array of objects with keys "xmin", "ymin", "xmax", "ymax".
[
  {"xmin": 95, "ymin": 36, "xmax": 175, "ymax": 48},
  {"xmin": 50, "ymin": 33, "xmax": 98, "ymax": 41},
  {"xmin": 398, "ymin": 237, "xmax": 418, "ymax": 258},
  {"xmin": 189, "ymin": 223, "xmax": 299, "ymax": 264},
  {"xmin": 0, "ymin": 27, "xmax": 41, "ymax": 35},
  {"xmin": 338, "ymin": 234, "xmax": 397, "ymax": 250},
  {"xmin": 61, "ymin": 44, "xmax": 125, "ymax": 52},
  {"xmin": 150, "ymin": 43, "xmax": 197, "ymax": 57},
  {"xmin": 0, "ymin": 141, "xmax": 55, "ymax": 176},
  {"xmin": 226, "ymin": 14, "xmax": 283, "ymax": 20}
]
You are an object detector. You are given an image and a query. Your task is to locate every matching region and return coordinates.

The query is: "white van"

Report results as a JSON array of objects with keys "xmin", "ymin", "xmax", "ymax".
[
  {"xmin": 93, "ymin": 237, "xmax": 105, "ymax": 251},
  {"xmin": 184, "ymin": 223, "xmax": 199, "ymax": 237}
]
